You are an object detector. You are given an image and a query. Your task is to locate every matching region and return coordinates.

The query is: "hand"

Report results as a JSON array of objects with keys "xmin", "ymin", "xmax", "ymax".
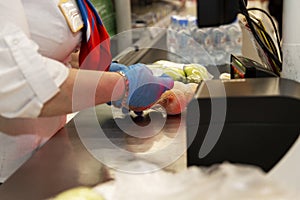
[
  {"xmin": 109, "ymin": 62, "xmax": 128, "ymax": 72},
  {"xmin": 107, "ymin": 62, "xmax": 129, "ymax": 106},
  {"xmin": 113, "ymin": 63, "xmax": 174, "ymax": 111}
]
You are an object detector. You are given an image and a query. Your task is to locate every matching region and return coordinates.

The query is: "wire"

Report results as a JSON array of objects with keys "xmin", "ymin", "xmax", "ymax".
[
  {"xmin": 243, "ymin": 11, "xmax": 282, "ymax": 73},
  {"xmin": 238, "ymin": 0, "xmax": 282, "ymax": 74},
  {"xmin": 247, "ymin": 15, "xmax": 280, "ymax": 60},
  {"xmin": 247, "ymin": 7, "xmax": 282, "ymax": 59},
  {"xmin": 239, "ymin": 0, "xmax": 282, "ymax": 63}
]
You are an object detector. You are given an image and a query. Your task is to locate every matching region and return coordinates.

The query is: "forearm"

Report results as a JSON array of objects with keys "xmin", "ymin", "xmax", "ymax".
[
  {"xmin": 0, "ymin": 115, "xmax": 66, "ymax": 136},
  {"xmin": 39, "ymin": 68, "xmax": 125, "ymax": 117}
]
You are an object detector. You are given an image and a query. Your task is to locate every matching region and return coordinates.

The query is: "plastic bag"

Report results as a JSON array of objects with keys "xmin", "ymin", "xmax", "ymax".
[
  {"xmin": 94, "ymin": 161, "xmax": 299, "ymax": 200},
  {"xmin": 147, "ymin": 60, "xmax": 213, "ymax": 84}
]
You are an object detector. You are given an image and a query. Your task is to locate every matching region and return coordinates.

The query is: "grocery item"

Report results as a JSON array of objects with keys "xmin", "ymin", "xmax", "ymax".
[
  {"xmin": 153, "ymin": 60, "xmax": 184, "ymax": 68},
  {"xmin": 131, "ymin": 60, "xmax": 211, "ymax": 115},
  {"xmin": 162, "ymin": 67, "xmax": 186, "ymax": 83},
  {"xmin": 219, "ymin": 72, "xmax": 231, "ymax": 80},
  {"xmin": 52, "ymin": 187, "xmax": 105, "ymax": 200},
  {"xmin": 167, "ymin": 15, "xmax": 243, "ymax": 65},
  {"xmin": 184, "ymin": 63, "xmax": 213, "ymax": 83},
  {"xmin": 148, "ymin": 60, "xmax": 213, "ymax": 84},
  {"xmin": 151, "ymin": 60, "xmax": 187, "ymax": 83},
  {"xmin": 156, "ymin": 81, "xmax": 198, "ymax": 115},
  {"xmin": 156, "ymin": 88, "xmax": 185, "ymax": 115},
  {"xmin": 145, "ymin": 60, "xmax": 211, "ymax": 115}
]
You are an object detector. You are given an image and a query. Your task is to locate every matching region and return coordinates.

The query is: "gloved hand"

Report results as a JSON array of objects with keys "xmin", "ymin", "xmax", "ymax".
[
  {"xmin": 107, "ymin": 62, "xmax": 128, "ymax": 106},
  {"xmin": 109, "ymin": 62, "xmax": 128, "ymax": 72},
  {"xmin": 112, "ymin": 63, "xmax": 174, "ymax": 111}
]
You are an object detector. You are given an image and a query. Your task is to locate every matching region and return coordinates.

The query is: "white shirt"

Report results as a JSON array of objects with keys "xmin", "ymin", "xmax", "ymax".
[{"xmin": 0, "ymin": 0, "xmax": 82, "ymax": 182}]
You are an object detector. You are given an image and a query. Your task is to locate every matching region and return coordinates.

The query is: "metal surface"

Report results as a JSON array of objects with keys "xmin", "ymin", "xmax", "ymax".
[
  {"xmin": 0, "ymin": 104, "xmax": 186, "ymax": 200},
  {"xmin": 0, "ymin": 32, "xmax": 188, "ymax": 200},
  {"xmin": 115, "ymin": 31, "xmax": 168, "ymax": 65},
  {"xmin": 0, "ymin": 118, "xmax": 110, "ymax": 200},
  {"xmin": 0, "ymin": 32, "xmax": 227, "ymax": 200}
]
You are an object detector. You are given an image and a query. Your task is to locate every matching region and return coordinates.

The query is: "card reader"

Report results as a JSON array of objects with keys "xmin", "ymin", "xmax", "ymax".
[{"xmin": 230, "ymin": 55, "xmax": 278, "ymax": 79}]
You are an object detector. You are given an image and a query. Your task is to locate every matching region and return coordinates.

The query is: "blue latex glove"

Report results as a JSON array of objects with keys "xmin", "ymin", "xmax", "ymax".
[
  {"xmin": 107, "ymin": 62, "xmax": 129, "ymax": 106},
  {"xmin": 109, "ymin": 62, "xmax": 128, "ymax": 72},
  {"xmin": 112, "ymin": 63, "xmax": 174, "ymax": 111},
  {"xmin": 109, "ymin": 62, "xmax": 144, "ymax": 115}
]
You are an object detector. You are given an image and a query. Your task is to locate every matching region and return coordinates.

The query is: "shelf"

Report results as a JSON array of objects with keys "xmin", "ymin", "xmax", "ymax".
[{"xmin": 112, "ymin": 0, "xmax": 182, "ymax": 58}]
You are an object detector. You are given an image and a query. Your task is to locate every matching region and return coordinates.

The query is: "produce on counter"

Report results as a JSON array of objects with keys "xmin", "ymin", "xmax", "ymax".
[
  {"xmin": 52, "ymin": 187, "xmax": 105, "ymax": 200},
  {"xmin": 155, "ymin": 81, "xmax": 198, "ymax": 115},
  {"xmin": 147, "ymin": 62, "xmax": 186, "ymax": 83},
  {"xmin": 219, "ymin": 72, "xmax": 231, "ymax": 80},
  {"xmin": 146, "ymin": 60, "xmax": 211, "ymax": 115},
  {"xmin": 184, "ymin": 63, "xmax": 214, "ymax": 83},
  {"xmin": 153, "ymin": 60, "xmax": 185, "ymax": 69},
  {"xmin": 147, "ymin": 60, "xmax": 213, "ymax": 84},
  {"xmin": 163, "ymin": 67, "xmax": 187, "ymax": 83}
]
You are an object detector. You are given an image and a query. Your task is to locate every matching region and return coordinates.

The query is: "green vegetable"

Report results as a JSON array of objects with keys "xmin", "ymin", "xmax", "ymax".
[
  {"xmin": 148, "ymin": 60, "xmax": 213, "ymax": 84},
  {"xmin": 163, "ymin": 67, "xmax": 186, "ymax": 83},
  {"xmin": 147, "ymin": 61, "xmax": 186, "ymax": 82},
  {"xmin": 184, "ymin": 64, "xmax": 213, "ymax": 83}
]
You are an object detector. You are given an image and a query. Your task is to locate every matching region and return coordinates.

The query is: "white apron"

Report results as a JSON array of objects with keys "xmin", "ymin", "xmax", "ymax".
[{"xmin": 0, "ymin": 0, "xmax": 82, "ymax": 182}]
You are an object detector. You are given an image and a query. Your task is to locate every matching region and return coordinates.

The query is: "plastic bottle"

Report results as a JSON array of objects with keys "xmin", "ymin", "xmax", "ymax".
[
  {"xmin": 186, "ymin": 16, "xmax": 198, "ymax": 63},
  {"xmin": 167, "ymin": 16, "xmax": 179, "ymax": 54},
  {"xmin": 225, "ymin": 22, "xmax": 242, "ymax": 54},
  {"xmin": 189, "ymin": 20, "xmax": 213, "ymax": 65},
  {"xmin": 187, "ymin": 16, "xmax": 197, "ymax": 34},
  {"xmin": 177, "ymin": 17, "xmax": 190, "ymax": 62},
  {"xmin": 210, "ymin": 26, "xmax": 227, "ymax": 65}
]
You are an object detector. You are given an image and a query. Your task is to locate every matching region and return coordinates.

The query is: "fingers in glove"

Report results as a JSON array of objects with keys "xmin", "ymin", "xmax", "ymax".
[{"xmin": 109, "ymin": 62, "xmax": 128, "ymax": 72}]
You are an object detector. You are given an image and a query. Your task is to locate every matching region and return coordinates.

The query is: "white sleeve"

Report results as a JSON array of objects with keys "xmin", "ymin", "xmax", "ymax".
[{"xmin": 0, "ymin": 22, "xmax": 69, "ymax": 118}]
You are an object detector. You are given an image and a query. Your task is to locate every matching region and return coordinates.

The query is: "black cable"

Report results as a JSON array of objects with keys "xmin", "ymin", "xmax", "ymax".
[
  {"xmin": 244, "ymin": 11, "xmax": 282, "ymax": 73},
  {"xmin": 247, "ymin": 15, "xmax": 280, "ymax": 59},
  {"xmin": 243, "ymin": 10, "xmax": 281, "ymax": 70},
  {"xmin": 239, "ymin": 0, "xmax": 281, "ymax": 60},
  {"xmin": 247, "ymin": 7, "xmax": 282, "ymax": 59},
  {"xmin": 240, "ymin": 0, "xmax": 282, "ymax": 64},
  {"xmin": 238, "ymin": 0, "xmax": 282, "ymax": 74},
  {"xmin": 247, "ymin": 7, "xmax": 281, "ymax": 50}
]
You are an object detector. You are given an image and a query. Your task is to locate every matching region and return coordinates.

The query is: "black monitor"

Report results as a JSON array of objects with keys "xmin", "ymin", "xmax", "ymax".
[{"xmin": 197, "ymin": 0, "xmax": 246, "ymax": 28}]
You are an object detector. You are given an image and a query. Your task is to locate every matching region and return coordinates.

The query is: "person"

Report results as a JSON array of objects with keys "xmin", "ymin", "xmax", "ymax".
[{"xmin": 0, "ymin": 0, "xmax": 174, "ymax": 183}]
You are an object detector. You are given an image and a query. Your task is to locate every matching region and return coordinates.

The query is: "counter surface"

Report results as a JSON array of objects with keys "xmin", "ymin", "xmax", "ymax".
[
  {"xmin": 0, "ymin": 104, "xmax": 187, "ymax": 200},
  {"xmin": 0, "ymin": 32, "xmax": 229, "ymax": 200}
]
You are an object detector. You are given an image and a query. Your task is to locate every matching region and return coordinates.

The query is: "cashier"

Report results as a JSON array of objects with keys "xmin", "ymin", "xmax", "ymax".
[{"xmin": 0, "ymin": 0, "xmax": 173, "ymax": 183}]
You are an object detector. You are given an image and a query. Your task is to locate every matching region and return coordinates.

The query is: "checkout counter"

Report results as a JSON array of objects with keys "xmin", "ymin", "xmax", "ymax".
[
  {"xmin": 0, "ymin": 105, "xmax": 187, "ymax": 200},
  {"xmin": 1, "ymin": 29, "xmax": 299, "ymax": 200},
  {"xmin": 0, "ymin": 32, "xmax": 190, "ymax": 200},
  {"xmin": 1, "ymin": 3, "xmax": 300, "ymax": 199}
]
